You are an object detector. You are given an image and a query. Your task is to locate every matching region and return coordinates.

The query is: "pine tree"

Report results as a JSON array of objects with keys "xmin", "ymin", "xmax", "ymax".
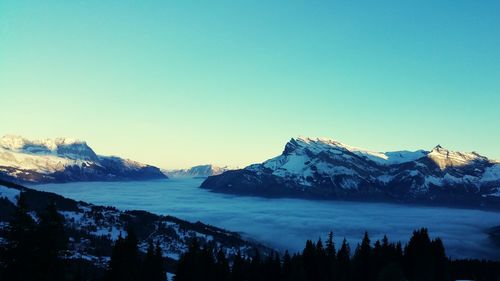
[
  {"xmin": 175, "ymin": 239, "xmax": 201, "ymax": 281},
  {"xmin": 302, "ymin": 239, "xmax": 318, "ymax": 281},
  {"xmin": 154, "ymin": 241, "xmax": 166, "ymax": 281},
  {"xmin": 336, "ymin": 238, "xmax": 350, "ymax": 281},
  {"xmin": 281, "ymin": 250, "xmax": 292, "ymax": 281},
  {"xmin": 352, "ymin": 231, "xmax": 373, "ymax": 281},
  {"xmin": 106, "ymin": 229, "xmax": 141, "ymax": 281},
  {"xmin": 231, "ymin": 250, "xmax": 246, "ymax": 281},
  {"xmin": 34, "ymin": 202, "xmax": 67, "ymax": 281},
  {"xmin": 404, "ymin": 228, "xmax": 435, "ymax": 281},
  {"xmin": 214, "ymin": 248, "xmax": 230, "ymax": 281},
  {"xmin": 325, "ymin": 231, "xmax": 336, "ymax": 259},
  {"xmin": 248, "ymin": 249, "xmax": 262, "ymax": 281},
  {"xmin": 3, "ymin": 192, "xmax": 38, "ymax": 281},
  {"xmin": 141, "ymin": 240, "xmax": 166, "ymax": 281},
  {"xmin": 430, "ymin": 238, "xmax": 448, "ymax": 281},
  {"xmin": 325, "ymin": 231, "xmax": 337, "ymax": 281}
]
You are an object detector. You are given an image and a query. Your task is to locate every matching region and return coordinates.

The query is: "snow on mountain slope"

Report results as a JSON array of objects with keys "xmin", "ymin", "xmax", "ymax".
[
  {"xmin": 1, "ymin": 135, "xmax": 98, "ymax": 160},
  {"xmin": 0, "ymin": 135, "xmax": 166, "ymax": 183},
  {"xmin": 201, "ymin": 137, "xmax": 500, "ymax": 209},
  {"xmin": 291, "ymin": 137, "xmax": 428, "ymax": 165},
  {"xmin": 427, "ymin": 145, "xmax": 488, "ymax": 170},
  {"xmin": 165, "ymin": 164, "xmax": 234, "ymax": 178}
]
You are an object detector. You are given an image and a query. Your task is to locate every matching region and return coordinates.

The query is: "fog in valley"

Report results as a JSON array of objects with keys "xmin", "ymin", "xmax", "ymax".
[{"xmin": 31, "ymin": 178, "xmax": 500, "ymax": 261}]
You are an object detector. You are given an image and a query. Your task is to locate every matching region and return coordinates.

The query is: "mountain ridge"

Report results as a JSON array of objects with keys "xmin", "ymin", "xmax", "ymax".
[
  {"xmin": 0, "ymin": 135, "xmax": 166, "ymax": 183},
  {"xmin": 201, "ymin": 137, "xmax": 500, "ymax": 209},
  {"xmin": 164, "ymin": 164, "xmax": 234, "ymax": 178}
]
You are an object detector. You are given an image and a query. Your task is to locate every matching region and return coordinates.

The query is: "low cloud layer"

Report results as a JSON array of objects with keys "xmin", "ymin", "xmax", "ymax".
[{"xmin": 33, "ymin": 179, "xmax": 500, "ymax": 260}]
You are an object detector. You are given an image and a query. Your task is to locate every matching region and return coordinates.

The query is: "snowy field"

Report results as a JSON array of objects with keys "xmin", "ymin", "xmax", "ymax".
[{"xmin": 31, "ymin": 179, "xmax": 500, "ymax": 260}]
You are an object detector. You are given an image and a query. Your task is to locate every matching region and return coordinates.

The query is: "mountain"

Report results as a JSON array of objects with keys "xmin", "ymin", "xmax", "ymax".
[
  {"xmin": 0, "ymin": 179, "xmax": 271, "ymax": 273},
  {"xmin": 201, "ymin": 137, "xmax": 500, "ymax": 209},
  {"xmin": 0, "ymin": 135, "xmax": 166, "ymax": 183},
  {"xmin": 164, "ymin": 164, "xmax": 233, "ymax": 178}
]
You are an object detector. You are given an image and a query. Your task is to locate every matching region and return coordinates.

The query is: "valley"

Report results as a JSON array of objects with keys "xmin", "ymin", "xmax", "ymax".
[{"xmin": 31, "ymin": 178, "xmax": 500, "ymax": 261}]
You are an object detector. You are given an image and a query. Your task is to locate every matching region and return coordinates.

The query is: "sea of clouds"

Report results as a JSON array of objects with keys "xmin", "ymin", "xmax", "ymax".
[{"xmin": 32, "ymin": 178, "xmax": 500, "ymax": 260}]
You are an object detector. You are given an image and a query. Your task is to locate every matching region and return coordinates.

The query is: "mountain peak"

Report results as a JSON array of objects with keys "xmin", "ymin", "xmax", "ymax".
[
  {"xmin": 164, "ymin": 164, "xmax": 233, "ymax": 178},
  {"xmin": 286, "ymin": 136, "xmax": 427, "ymax": 165},
  {"xmin": 0, "ymin": 135, "xmax": 166, "ymax": 183},
  {"xmin": 1, "ymin": 135, "xmax": 96, "ymax": 161},
  {"xmin": 1, "ymin": 135, "xmax": 86, "ymax": 150},
  {"xmin": 427, "ymin": 145, "xmax": 488, "ymax": 169}
]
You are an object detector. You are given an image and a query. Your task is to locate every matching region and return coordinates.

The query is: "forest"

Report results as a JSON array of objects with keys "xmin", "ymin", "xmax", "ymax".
[{"xmin": 0, "ymin": 196, "xmax": 499, "ymax": 281}]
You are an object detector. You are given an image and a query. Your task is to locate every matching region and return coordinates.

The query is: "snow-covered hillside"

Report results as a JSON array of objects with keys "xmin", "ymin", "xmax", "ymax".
[
  {"xmin": 201, "ymin": 137, "xmax": 500, "ymax": 208},
  {"xmin": 164, "ymin": 164, "xmax": 234, "ymax": 178},
  {"xmin": 0, "ymin": 135, "xmax": 166, "ymax": 183},
  {"xmin": 0, "ymin": 179, "xmax": 270, "ymax": 269}
]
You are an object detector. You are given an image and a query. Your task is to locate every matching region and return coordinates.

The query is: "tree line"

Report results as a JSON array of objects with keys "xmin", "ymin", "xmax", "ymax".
[{"xmin": 175, "ymin": 230, "xmax": 500, "ymax": 281}]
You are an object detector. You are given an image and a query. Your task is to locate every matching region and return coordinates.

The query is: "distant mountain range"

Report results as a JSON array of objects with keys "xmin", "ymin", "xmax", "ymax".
[
  {"xmin": 163, "ymin": 164, "xmax": 234, "ymax": 178},
  {"xmin": 0, "ymin": 135, "xmax": 166, "ymax": 183},
  {"xmin": 201, "ymin": 137, "xmax": 500, "ymax": 209}
]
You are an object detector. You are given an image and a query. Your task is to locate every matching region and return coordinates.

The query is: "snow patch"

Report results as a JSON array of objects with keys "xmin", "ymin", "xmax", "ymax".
[
  {"xmin": 482, "ymin": 165, "xmax": 500, "ymax": 182},
  {"xmin": 0, "ymin": 185, "xmax": 20, "ymax": 204}
]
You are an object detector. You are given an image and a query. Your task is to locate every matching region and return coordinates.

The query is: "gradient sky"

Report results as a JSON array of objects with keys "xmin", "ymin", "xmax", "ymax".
[{"xmin": 1, "ymin": 1, "xmax": 499, "ymax": 169}]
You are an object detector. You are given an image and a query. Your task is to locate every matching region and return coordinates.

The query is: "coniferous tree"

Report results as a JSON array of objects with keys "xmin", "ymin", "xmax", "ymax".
[
  {"xmin": 248, "ymin": 249, "xmax": 262, "ymax": 281},
  {"xmin": 302, "ymin": 240, "xmax": 317, "ymax": 281},
  {"xmin": 214, "ymin": 248, "xmax": 230, "ymax": 281},
  {"xmin": 141, "ymin": 240, "xmax": 166, "ymax": 281},
  {"xmin": 281, "ymin": 250, "xmax": 292, "ymax": 281},
  {"xmin": 201, "ymin": 245, "xmax": 217, "ymax": 281},
  {"xmin": 154, "ymin": 241, "xmax": 166, "ymax": 281},
  {"xmin": 325, "ymin": 231, "xmax": 337, "ymax": 281},
  {"xmin": 106, "ymin": 229, "xmax": 141, "ymax": 281},
  {"xmin": 3, "ymin": 192, "xmax": 38, "ymax": 281},
  {"xmin": 231, "ymin": 250, "xmax": 246, "ymax": 281},
  {"xmin": 352, "ymin": 231, "xmax": 373, "ymax": 281},
  {"xmin": 175, "ymin": 239, "xmax": 201, "ymax": 281},
  {"xmin": 35, "ymin": 202, "xmax": 67, "ymax": 281},
  {"xmin": 430, "ymin": 238, "xmax": 448, "ymax": 281},
  {"xmin": 404, "ymin": 228, "xmax": 435, "ymax": 281},
  {"xmin": 290, "ymin": 253, "xmax": 306, "ymax": 281},
  {"xmin": 336, "ymin": 238, "xmax": 350, "ymax": 281}
]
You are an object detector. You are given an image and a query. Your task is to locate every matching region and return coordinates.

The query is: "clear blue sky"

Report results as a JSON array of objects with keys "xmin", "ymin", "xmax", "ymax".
[{"xmin": 1, "ymin": 1, "xmax": 499, "ymax": 168}]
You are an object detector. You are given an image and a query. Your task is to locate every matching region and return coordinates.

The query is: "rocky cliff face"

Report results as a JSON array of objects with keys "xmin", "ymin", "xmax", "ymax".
[
  {"xmin": 0, "ymin": 135, "xmax": 166, "ymax": 183},
  {"xmin": 201, "ymin": 137, "xmax": 500, "ymax": 209}
]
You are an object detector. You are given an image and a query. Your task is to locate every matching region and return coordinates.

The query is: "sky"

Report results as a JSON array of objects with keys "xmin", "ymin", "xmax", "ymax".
[{"xmin": 1, "ymin": 1, "xmax": 499, "ymax": 169}]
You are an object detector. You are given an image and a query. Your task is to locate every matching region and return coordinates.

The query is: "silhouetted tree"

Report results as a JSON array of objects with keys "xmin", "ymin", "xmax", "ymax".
[
  {"xmin": 105, "ymin": 228, "xmax": 141, "ymax": 281},
  {"xmin": 141, "ymin": 240, "xmax": 166, "ymax": 281},
  {"xmin": 352, "ymin": 231, "xmax": 373, "ymax": 281},
  {"xmin": 231, "ymin": 250, "xmax": 246, "ymax": 281},
  {"xmin": 214, "ymin": 248, "xmax": 230, "ymax": 281},
  {"xmin": 336, "ymin": 238, "xmax": 350, "ymax": 281},
  {"xmin": 2, "ymin": 192, "xmax": 38, "ymax": 281},
  {"xmin": 34, "ymin": 202, "xmax": 67, "ymax": 281}
]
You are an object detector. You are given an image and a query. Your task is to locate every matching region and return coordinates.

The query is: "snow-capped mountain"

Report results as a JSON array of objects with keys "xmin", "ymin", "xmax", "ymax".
[
  {"xmin": 0, "ymin": 135, "xmax": 166, "ymax": 183},
  {"xmin": 164, "ymin": 164, "xmax": 234, "ymax": 178},
  {"xmin": 201, "ymin": 137, "xmax": 500, "ymax": 209}
]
